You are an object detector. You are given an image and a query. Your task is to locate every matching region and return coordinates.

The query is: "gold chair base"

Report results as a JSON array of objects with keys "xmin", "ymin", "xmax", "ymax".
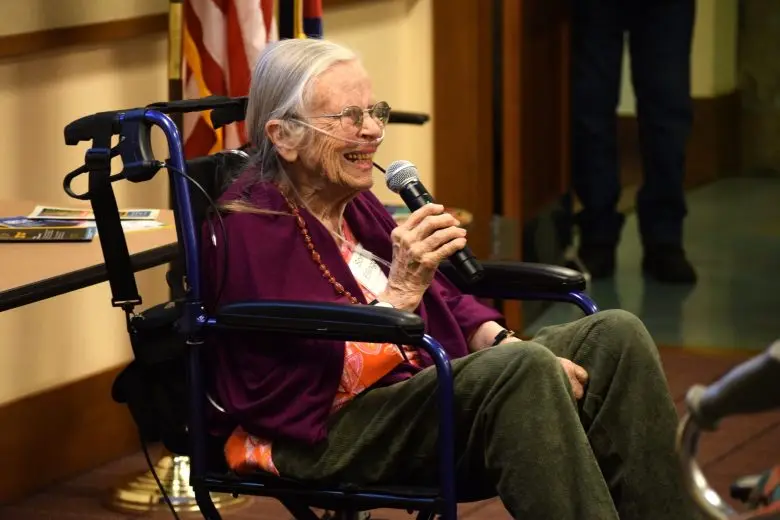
[{"xmin": 105, "ymin": 453, "xmax": 248, "ymax": 515}]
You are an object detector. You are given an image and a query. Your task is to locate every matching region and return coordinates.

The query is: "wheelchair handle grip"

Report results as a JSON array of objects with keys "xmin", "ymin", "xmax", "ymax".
[
  {"xmin": 685, "ymin": 341, "xmax": 780, "ymax": 431},
  {"xmin": 64, "ymin": 110, "xmax": 124, "ymax": 145}
]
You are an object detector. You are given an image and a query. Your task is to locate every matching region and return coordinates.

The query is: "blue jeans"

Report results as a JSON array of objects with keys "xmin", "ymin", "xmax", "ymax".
[{"xmin": 571, "ymin": 0, "xmax": 696, "ymax": 246}]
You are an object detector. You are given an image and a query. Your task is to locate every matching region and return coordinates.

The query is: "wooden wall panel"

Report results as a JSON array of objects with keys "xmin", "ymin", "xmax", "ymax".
[
  {"xmin": 433, "ymin": 0, "xmax": 572, "ymax": 329},
  {"xmin": 0, "ymin": 365, "xmax": 138, "ymax": 504},
  {"xmin": 431, "ymin": 0, "xmax": 496, "ymax": 260}
]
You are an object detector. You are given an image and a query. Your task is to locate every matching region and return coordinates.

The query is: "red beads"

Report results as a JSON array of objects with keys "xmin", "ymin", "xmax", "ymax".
[{"xmin": 280, "ymin": 189, "xmax": 359, "ymax": 305}]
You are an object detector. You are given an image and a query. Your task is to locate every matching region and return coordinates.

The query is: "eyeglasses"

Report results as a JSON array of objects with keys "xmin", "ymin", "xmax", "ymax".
[{"xmin": 303, "ymin": 101, "xmax": 392, "ymax": 130}]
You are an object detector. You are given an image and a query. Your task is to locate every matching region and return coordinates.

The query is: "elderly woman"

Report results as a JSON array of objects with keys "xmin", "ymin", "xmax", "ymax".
[{"xmin": 202, "ymin": 38, "xmax": 699, "ymax": 519}]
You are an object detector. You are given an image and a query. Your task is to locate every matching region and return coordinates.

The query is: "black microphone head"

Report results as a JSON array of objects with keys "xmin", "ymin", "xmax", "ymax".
[{"xmin": 385, "ymin": 160, "xmax": 419, "ymax": 193}]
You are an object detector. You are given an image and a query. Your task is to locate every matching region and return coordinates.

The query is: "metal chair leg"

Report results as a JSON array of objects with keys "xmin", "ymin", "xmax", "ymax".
[
  {"xmin": 193, "ymin": 486, "xmax": 222, "ymax": 520},
  {"xmin": 280, "ymin": 499, "xmax": 320, "ymax": 520}
]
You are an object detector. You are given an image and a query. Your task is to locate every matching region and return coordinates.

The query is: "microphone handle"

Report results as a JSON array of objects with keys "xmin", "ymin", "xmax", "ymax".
[
  {"xmin": 399, "ymin": 181, "xmax": 436, "ymax": 209},
  {"xmin": 399, "ymin": 182, "xmax": 484, "ymax": 283}
]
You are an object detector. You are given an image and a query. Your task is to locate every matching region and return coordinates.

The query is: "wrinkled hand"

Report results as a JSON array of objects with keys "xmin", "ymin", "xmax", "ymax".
[
  {"xmin": 379, "ymin": 204, "xmax": 467, "ymax": 311},
  {"xmin": 559, "ymin": 358, "xmax": 589, "ymax": 400}
]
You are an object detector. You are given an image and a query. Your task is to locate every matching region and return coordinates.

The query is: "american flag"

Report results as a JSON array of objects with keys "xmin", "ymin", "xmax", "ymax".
[
  {"xmin": 181, "ymin": 0, "xmax": 274, "ymax": 158},
  {"xmin": 182, "ymin": 1, "xmax": 324, "ymax": 158},
  {"xmin": 302, "ymin": 0, "xmax": 324, "ymax": 38}
]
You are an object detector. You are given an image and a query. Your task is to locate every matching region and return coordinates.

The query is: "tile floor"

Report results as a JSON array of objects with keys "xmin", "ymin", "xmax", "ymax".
[{"xmin": 526, "ymin": 177, "xmax": 780, "ymax": 352}]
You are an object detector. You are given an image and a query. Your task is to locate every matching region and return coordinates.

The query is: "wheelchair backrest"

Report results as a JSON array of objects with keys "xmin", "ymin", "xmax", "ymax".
[{"xmin": 167, "ymin": 149, "xmax": 250, "ymax": 298}]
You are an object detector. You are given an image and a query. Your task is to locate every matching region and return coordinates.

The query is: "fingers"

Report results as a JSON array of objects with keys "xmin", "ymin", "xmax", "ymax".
[
  {"xmin": 390, "ymin": 204, "xmax": 466, "ymax": 270},
  {"xmin": 420, "ymin": 237, "xmax": 468, "ymax": 268},
  {"xmin": 414, "ymin": 226, "xmax": 467, "ymax": 257},
  {"xmin": 573, "ymin": 363, "xmax": 589, "ymax": 384},
  {"xmin": 412, "ymin": 212, "xmax": 460, "ymax": 240},
  {"xmin": 558, "ymin": 358, "xmax": 588, "ymax": 400},
  {"xmin": 400, "ymin": 203, "xmax": 445, "ymax": 230},
  {"xmin": 568, "ymin": 377, "xmax": 584, "ymax": 400},
  {"xmin": 399, "ymin": 204, "xmax": 461, "ymax": 239},
  {"xmin": 386, "ymin": 204, "xmax": 461, "ymax": 309}
]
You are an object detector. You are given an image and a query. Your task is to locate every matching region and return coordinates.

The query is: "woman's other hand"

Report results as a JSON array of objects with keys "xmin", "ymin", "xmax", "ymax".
[
  {"xmin": 559, "ymin": 358, "xmax": 589, "ymax": 400},
  {"xmin": 378, "ymin": 204, "xmax": 467, "ymax": 311}
]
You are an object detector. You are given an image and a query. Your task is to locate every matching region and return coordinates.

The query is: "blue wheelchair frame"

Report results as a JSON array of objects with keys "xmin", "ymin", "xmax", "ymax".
[{"xmin": 63, "ymin": 105, "xmax": 599, "ymax": 520}]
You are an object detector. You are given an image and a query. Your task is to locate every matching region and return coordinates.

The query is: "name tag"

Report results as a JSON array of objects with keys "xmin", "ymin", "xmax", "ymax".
[{"xmin": 347, "ymin": 245, "xmax": 388, "ymax": 297}]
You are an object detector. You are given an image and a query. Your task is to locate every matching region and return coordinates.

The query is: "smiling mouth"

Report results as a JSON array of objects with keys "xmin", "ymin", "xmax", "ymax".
[{"xmin": 343, "ymin": 152, "xmax": 374, "ymax": 162}]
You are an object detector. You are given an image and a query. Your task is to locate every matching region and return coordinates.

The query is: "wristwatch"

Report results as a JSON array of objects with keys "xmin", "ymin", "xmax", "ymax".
[
  {"xmin": 491, "ymin": 328, "xmax": 516, "ymax": 346},
  {"xmin": 368, "ymin": 299, "xmax": 394, "ymax": 308}
]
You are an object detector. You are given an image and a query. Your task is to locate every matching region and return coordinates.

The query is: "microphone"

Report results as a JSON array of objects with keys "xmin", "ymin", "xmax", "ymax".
[{"xmin": 384, "ymin": 160, "xmax": 484, "ymax": 283}]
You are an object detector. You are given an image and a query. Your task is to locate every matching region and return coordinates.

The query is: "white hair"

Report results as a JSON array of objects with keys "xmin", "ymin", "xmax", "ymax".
[{"xmin": 245, "ymin": 38, "xmax": 359, "ymax": 181}]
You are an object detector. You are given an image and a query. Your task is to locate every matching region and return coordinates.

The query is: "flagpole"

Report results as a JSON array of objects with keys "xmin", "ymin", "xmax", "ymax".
[
  {"xmin": 167, "ymin": 0, "xmax": 182, "ymax": 213},
  {"xmin": 279, "ymin": 0, "xmax": 294, "ymax": 38}
]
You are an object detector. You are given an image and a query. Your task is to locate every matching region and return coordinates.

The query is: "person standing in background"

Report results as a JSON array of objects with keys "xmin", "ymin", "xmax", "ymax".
[{"xmin": 571, "ymin": 0, "xmax": 697, "ymax": 284}]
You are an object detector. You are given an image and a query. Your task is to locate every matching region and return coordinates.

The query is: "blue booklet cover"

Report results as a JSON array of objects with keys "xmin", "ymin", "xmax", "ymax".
[{"xmin": 0, "ymin": 217, "xmax": 97, "ymax": 242}]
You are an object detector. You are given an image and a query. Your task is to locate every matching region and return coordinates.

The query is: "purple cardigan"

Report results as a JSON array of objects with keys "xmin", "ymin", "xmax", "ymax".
[{"xmin": 201, "ymin": 171, "xmax": 504, "ymax": 445}]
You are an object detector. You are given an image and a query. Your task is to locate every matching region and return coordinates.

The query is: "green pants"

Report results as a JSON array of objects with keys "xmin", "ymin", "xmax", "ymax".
[{"xmin": 274, "ymin": 309, "xmax": 701, "ymax": 519}]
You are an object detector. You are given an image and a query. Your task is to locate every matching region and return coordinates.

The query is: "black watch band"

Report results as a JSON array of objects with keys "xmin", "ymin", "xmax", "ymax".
[{"xmin": 491, "ymin": 328, "xmax": 516, "ymax": 347}]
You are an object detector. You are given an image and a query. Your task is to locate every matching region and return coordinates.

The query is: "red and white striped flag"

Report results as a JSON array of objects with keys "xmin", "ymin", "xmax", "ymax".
[{"xmin": 182, "ymin": 0, "xmax": 277, "ymax": 158}]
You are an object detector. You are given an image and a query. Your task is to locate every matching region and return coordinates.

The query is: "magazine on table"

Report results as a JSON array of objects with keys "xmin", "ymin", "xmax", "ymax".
[
  {"xmin": 26, "ymin": 205, "xmax": 160, "ymax": 221},
  {"xmin": 0, "ymin": 216, "xmax": 165, "ymax": 242},
  {"xmin": 0, "ymin": 217, "xmax": 97, "ymax": 242}
]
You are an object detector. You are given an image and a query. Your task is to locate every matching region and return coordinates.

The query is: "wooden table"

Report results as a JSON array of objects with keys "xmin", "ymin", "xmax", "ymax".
[{"xmin": 0, "ymin": 200, "xmax": 179, "ymax": 312}]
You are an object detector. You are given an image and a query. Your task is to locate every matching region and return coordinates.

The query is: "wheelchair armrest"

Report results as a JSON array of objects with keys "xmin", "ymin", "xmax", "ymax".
[
  {"xmin": 212, "ymin": 300, "xmax": 425, "ymax": 345},
  {"xmin": 439, "ymin": 260, "xmax": 586, "ymax": 298}
]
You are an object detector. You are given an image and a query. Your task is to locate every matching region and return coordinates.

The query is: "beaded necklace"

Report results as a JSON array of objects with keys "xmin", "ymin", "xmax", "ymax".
[{"xmin": 279, "ymin": 189, "xmax": 360, "ymax": 305}]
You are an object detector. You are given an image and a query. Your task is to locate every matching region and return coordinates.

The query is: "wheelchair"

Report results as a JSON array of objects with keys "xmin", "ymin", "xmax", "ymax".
[
  {"xmin": 678, "ymin": 340, "xmax": 780, "ymax": 520},
  {"xmin": 62, "ymin": 96, "xmax": 599, "ymax": 520}
]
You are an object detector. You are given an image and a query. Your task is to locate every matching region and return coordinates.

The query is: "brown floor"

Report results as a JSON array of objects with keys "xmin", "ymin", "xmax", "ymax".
[{"xmin": 2, "ymin": 347, "xmax": 779, "ymax": 520}]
